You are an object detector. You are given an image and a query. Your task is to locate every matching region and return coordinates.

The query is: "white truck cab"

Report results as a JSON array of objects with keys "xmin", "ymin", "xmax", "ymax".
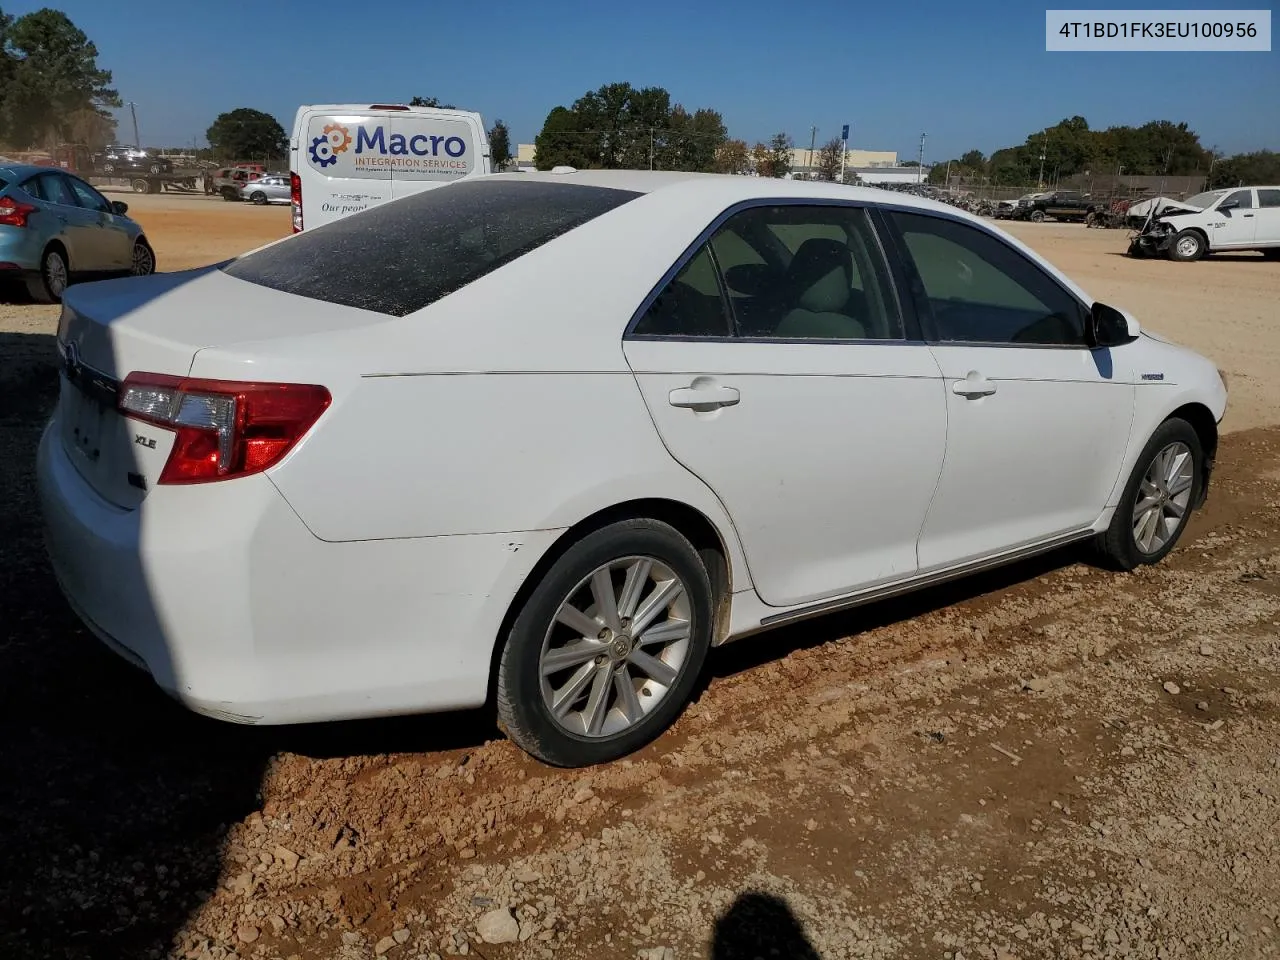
[
  {"xmin": 289, "ymin": 103, "xmax": 491, "ymax": 232},
  {"xmin": 1131, "ymin": 185, "xmax": 1280, "ymax": 261}
]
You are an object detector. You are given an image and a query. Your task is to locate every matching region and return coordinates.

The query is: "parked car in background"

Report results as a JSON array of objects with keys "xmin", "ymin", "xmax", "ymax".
[
  {"xmin": 238, "ymin": 174, "xmax": 291, "ymax": 205},
  {"xmin": 1012, "ymin": 190, "xmax": 1097, "ymax": 223},
  {"xmin": 39, "ymin": 171, "xmax": 1226, "ymax": 767},
  {"xmin": 0, "ymin": 162, "xmax": 155, "ymax": 302},
  {"xmin": 209, "ymin": 166, "xmax": 266, "ymax": 200},
  {"xmin": 1129, "ymin": 186, "xmax": 1280, "ymax": 261}
]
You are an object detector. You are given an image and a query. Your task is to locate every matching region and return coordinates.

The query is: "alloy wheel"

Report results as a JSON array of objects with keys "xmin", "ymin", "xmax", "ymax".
[
  {"xmin": 539, "ymin": 556, "xmax": 692, "ymax": 739},
  {"xmin": 45, "ymin": 252, "xmax": 68, "ymax": 297},
  {"xmin": 132, "ymin": 243, "xmax": 154, "ymax": 275},
  {"xmin": 1132, "ymin": 441, "xmax": 1194, "ymax": 554}
]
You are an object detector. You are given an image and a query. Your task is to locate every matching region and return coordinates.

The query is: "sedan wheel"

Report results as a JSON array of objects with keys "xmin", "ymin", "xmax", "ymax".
[
  {"xmin": 1097, "ymin": 418, "xmax": 1202, "ymax": 570},
  {"xmin": 26, "ymin": 247, "xmax": 69, "ymax": 303},
  {"xmin": 1132, "ymin": 441, "xmax": 1194, "ymax": 555},
  {"xmin": 497, "ymin": 519, "xmax": 713, "ymax": 766},
  {"xmin": 131, "ymin": 241, "xmax": 156, "ymax": 276}
]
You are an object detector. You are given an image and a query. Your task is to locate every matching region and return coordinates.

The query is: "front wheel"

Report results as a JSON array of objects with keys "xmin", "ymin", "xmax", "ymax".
[
  {"xmin": 1169, "ymin": 229, "xmax": 1206, "ymax": 262},
  {"xmin": 131, "ymin": 239, "xmax": 156, "ymax": 276},
  {"xmin": 250, "ymin": 191, "xmax": 267, "ymax": 205},
  {"xmin": 1097, "ymin": 418, "xmax": 1202, "ymax": 571},
  {"xmin": 496, "ymin": 519, "xmax": 714, "ymax": 767},
  {"xmin": 1029, "ymin": 209, "xmax": 1046, "ymax": 223}
]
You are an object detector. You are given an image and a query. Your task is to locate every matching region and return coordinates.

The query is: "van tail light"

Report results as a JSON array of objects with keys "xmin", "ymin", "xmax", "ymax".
[
  {"xmin": 290, "ymin": 171, "xmax": 302, "ymax": 232},
  {"xmin": 0, "ymin": 198, "xmax": 37, "ymax": 227},
  {"xmin": 119, "ymin": 373, "xmax": 330, "ymax": 484}
]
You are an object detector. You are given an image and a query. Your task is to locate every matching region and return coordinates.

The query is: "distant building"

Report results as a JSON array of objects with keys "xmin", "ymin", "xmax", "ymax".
[{"xmin": 512, "ymin": 143, "xmax": 900, "ymax": 175}]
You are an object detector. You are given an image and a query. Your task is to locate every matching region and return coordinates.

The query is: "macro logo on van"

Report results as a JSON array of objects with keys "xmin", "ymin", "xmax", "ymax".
[
  {"xmin": 308, "ymin": 124, "xmax": 353, "ymax": 167},
  {"xmin": 306, "ymin": 116, "xmax": 474, "ymax": 181}
]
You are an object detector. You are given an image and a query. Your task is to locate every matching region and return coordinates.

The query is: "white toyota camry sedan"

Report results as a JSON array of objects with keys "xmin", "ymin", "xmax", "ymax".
[{"xmin": 38, "ymin": 170, "xmax": 1227, "ymax": 766}]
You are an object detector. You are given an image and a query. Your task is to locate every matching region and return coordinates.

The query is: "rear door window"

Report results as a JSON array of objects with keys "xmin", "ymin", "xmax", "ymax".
[
  {"xmin": 34, "ymin": 173, "xmax": 78, "ymax": 207},
  {"xmin": 222, "ymin": 178, "xmax": 641, "ymax": 316}
]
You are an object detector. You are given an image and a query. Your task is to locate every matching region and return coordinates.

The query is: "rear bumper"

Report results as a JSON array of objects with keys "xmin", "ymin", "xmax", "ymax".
[{"xmin": 37, "ymin": 421, "xmax": 561, "ymax": 724}]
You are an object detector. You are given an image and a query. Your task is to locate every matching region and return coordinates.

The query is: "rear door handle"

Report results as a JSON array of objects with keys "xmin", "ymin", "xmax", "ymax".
[
  {"xmin": 669, "ymin": 382, "xmax": 740, "ymax": 409},
  {"xmin": 952, "ymin": 372, "xmax": 996, "ymax": 398}
]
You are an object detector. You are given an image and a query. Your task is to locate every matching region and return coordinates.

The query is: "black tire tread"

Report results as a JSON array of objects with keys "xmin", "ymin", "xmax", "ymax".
[{"xmin": 496, "ymin": 517, "xmax": 712, "ymax": 767}]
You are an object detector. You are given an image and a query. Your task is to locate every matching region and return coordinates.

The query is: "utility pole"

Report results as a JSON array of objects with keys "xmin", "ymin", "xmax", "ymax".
[
  {"xmin": 808, "ymin": 126, "xmax": 817, "ymax": 180},
  {"xmin": 917, "ymin": 132, "xmax": 926, "ymax": 184},
  {"xmin": 649, "ymin": 127, "xmax": 654, "ymax": 171},
  {"xmin": 128, "ymin": 102, "xmax": 141, "ymax": 149},
  {"xmin": 1038, "ymin": 133, "xmax": 1047, "ymax": 190}
]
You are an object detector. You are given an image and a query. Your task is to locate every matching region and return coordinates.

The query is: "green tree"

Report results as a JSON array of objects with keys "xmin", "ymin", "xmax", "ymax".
[
  {"xmin": 205, "ymin": 107, "xmax": 287, "ymax": 163},
  {"xmin": 0, "ymin": 7, "xmax": 120, "ymax": 150},
  {"xmin": 409, "ymin": 95, "xmax": 457, "ymax": 109},
  {"xmin": 816, "ymin": 136, "xmax": 842, "ymax": 181},
  {"xmin": 532, "ymin": 81, "xmax": 727, "ymax": 171},
  {"xmin": 1211, "ymin": 150, "xmax": 1280, "ymax": 188},
  {"xmin": 959, "ymin": 149, "xmax": 986, "ymax": 169},
  {"xmin": 764, "ymin": 132, "xmax": 793, "ymax": 178},
  {"xmin": 488, "ymin": 118, "xmax": 512, "ymax": 170}
]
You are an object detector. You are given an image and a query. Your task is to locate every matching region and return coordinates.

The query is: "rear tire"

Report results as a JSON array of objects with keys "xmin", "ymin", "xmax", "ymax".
[
  {"xmin": 1096, "ymin": 418, "xmax": 1202, "ymax": 571},
  {"xmin": 496, "ymin": 518, "xmax": 714, "ymax": 767},
  {"xmin": 1169, "ymin": 229, "xmax": 1206, "ymax": 262},
  {"xmin": 1029, "ymin": 209, "xmax": 1046, "ymax": 223},
  {"xmin": 26, "ymin": 246, "xmax": 69, "ymax": 303},
  {"xmin": 250, "ymin": 191, "xmax": 267, "ymax": 205}
]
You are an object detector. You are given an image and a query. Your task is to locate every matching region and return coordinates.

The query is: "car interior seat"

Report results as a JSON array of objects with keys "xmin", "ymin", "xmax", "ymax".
[{"xmin": 774, "ymin": 238, "xmax": 866, "ymax": 340}]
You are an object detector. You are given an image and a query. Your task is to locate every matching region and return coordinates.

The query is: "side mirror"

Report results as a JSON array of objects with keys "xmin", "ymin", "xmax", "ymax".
[
  {"xmin": 1218, "ymin": 199, "xmax": 1238, "ymax": 212},
  {"xmin": 1088, "ymin": 302, "xmax": 1140, "ymax": 348},
  {"xmin": 111, "ymin": 200, "xmax": 129, "ymax": 216}
]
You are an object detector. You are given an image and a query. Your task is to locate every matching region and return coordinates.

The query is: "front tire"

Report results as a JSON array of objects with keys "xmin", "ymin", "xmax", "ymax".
[
  {"xmin": 1097, "ymin": 418, "xmax": 1202, "ymax": 571},
  {"xmin": 1169, "ymin": 229, "xmax": 1206, "ymax": 262},
  {"xmin": 250, "ymin": 191, "xmax": 267, "ymax": 205},
  {"xmin": 1029, "ymin": 209, "xmax": 1046, "ymax": 223},
  {"xmin": 131, "ymin": 239, "xmax": 156, "ymax": 276},
  {"xmin": 496, "ymin": 519, "xmax": 714, "ymax": 767}
]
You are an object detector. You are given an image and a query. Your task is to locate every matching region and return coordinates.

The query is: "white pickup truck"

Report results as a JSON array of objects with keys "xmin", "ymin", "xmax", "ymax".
[{"xmin": 1129, "ymin": 185, "xmax": 1280, "ymax": 261}]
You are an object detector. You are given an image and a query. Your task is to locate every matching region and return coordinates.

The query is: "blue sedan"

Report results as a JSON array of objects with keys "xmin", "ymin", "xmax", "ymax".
[{"xmin": 0, "ymin": 163, "xmax": 156, "ymax": 302}]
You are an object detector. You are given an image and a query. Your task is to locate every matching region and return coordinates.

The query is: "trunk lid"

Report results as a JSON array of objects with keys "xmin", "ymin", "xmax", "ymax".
[{"xmin": 54, "ymin": 266, "xmax": 384, "ymax": 509}]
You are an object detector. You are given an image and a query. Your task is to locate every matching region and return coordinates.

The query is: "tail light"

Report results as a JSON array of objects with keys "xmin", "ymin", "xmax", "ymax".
[
  {"xmin": 0, "ymin": 198, "xmax": 37, "ymax": 228},
  {"xmin": 290, "ymin": 171, "xmax": 302, "ymax": 232},
  {"xmin": 119, "ymin": 373, "xmax": 330, "ymax": 484}
]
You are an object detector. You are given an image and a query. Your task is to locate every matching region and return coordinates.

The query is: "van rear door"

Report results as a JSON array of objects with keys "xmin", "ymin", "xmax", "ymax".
[
  {"xmin": 387, "ymin": 113, "xmax": 485, "ymax": 199},
  {"xmin": 299, "ymin": 110, "xmax": 393, "ymax": 229}
]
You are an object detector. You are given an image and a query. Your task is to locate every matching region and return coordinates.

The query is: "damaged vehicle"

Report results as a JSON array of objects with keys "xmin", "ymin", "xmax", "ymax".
[{"xmin": 1128, "ymin": 186, "xmax": 1280, "ymax": 262}]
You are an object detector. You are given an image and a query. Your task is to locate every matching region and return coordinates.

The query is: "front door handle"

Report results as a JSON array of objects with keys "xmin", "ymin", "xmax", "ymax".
[
  {"xmin": 1243, "ymin": 213, "xmax": 1254, "ymax": 218},
  {"xmin": 952, "ymin": 371, "xmax": 996, "ymax": 398},
  {"xmin": 669, "ymin": 381, "xmax": 740, "ymax": 409}
]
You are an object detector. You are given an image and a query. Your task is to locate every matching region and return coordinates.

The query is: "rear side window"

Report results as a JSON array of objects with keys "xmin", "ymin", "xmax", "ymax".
[
  {"xmin": 222, "ymin": 179, "xmax": 641, "ymax": 316},
  {"xmin": 1258, "ymin": 189, "xmax": 1280, "ymax": 208}
]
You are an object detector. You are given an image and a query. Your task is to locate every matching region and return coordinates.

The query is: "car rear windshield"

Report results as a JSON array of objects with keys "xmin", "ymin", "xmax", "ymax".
[{"xmin": 221, "ymin": 179, "xmax": 642, "ymax": 317}]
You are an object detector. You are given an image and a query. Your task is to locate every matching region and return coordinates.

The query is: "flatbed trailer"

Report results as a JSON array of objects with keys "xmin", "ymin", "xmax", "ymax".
[{"xmin": 86, "ymin": 171, "xmax": 206, "ymax": 195}]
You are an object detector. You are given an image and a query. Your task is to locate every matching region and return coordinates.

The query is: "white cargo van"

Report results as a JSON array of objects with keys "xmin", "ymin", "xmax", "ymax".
[{"xmin": 288, "ymin": 103, "xmax": 491, "ymax": 232}]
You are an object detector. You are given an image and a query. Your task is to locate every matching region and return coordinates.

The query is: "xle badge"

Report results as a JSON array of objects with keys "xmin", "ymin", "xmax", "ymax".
[{"xmin": 134, "ymin": 434, "xmax": 157, "ymax": 449}]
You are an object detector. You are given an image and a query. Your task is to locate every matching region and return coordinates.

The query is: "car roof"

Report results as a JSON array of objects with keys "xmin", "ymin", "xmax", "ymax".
[
  {"xmin": 0, "ymin": 163, "xmax": 78, "ymax": 180},
  {"xmin": 498, "ymin": 168, "xmax": 991, "ymax": 224}
]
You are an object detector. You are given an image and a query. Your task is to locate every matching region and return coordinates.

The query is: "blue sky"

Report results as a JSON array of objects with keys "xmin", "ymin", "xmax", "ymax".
[{"xmin": 12, "ymin": 0, "xmax": 1279, "ymax": 161}]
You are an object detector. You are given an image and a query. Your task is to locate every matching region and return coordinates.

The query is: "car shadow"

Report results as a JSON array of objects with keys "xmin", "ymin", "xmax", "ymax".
[
  {"xmin": 710, "ymin": 891, "xmax": 822, "ymax": 960},
  {"xmin": 706, "ymin": 543, "xmax": 1084, "ymax": 685}
]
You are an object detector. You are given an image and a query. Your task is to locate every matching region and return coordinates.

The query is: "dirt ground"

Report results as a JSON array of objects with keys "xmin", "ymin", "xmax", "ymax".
[{"xmin": 1, "ymin": 196, "xmax": 1278, "ymax": 960}]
